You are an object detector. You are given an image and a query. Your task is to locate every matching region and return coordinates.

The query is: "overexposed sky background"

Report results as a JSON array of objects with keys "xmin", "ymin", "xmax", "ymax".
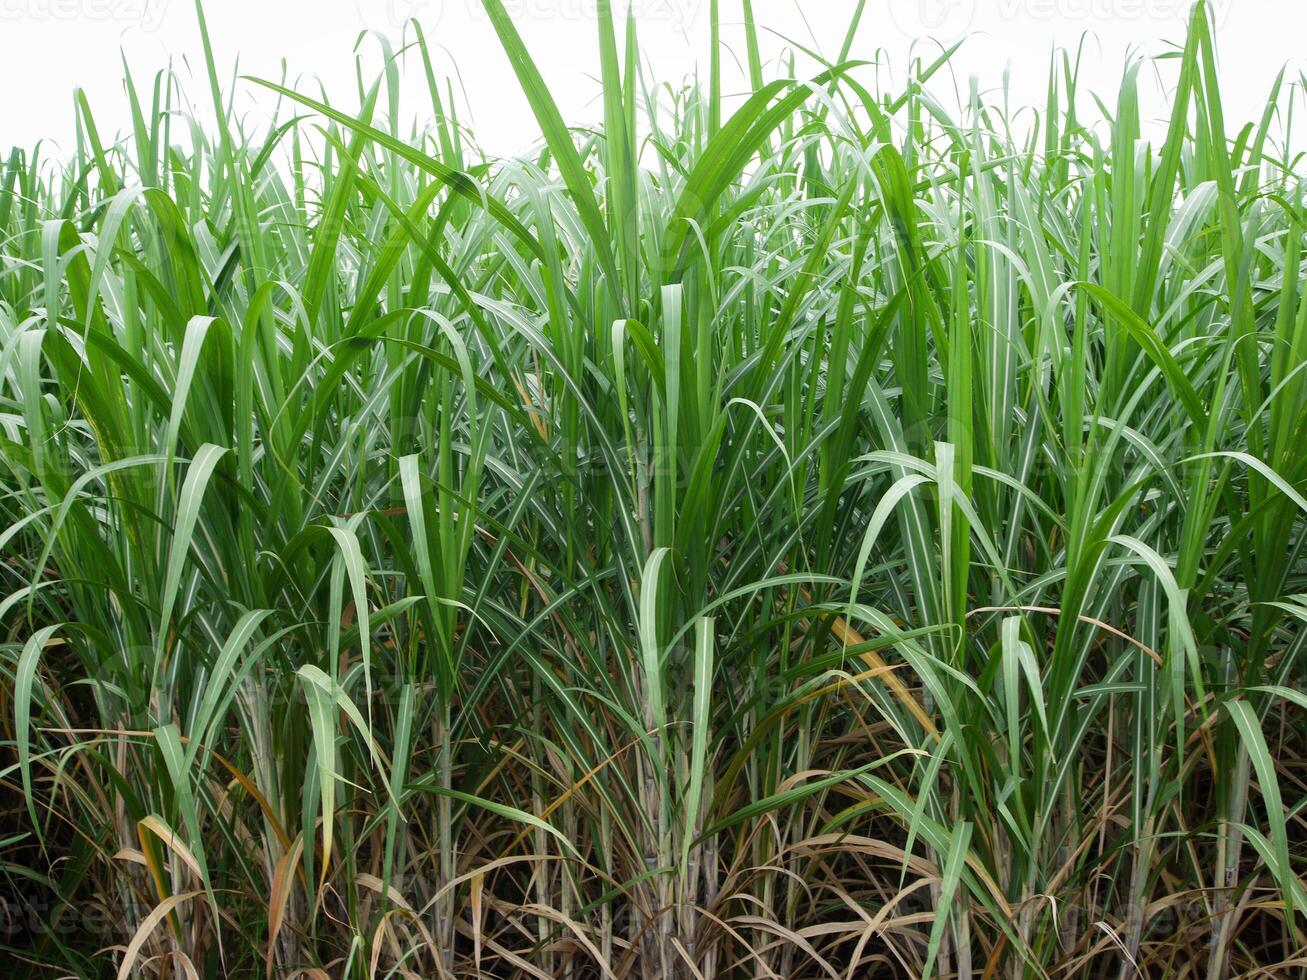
[{"xmin": 1, "ymin": 1, "xmax": 1304, "ymax": 159}]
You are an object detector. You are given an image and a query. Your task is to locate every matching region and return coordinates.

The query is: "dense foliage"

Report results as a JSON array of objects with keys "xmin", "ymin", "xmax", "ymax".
[{"xmin": 2, "ymin": 1, "xmax": 1305, "ymax": 975}]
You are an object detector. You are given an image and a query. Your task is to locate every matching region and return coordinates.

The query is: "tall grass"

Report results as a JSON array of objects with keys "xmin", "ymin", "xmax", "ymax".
[{"xmin": 1, "ymin": 0, "xmax": 1305, "ymax": 975}]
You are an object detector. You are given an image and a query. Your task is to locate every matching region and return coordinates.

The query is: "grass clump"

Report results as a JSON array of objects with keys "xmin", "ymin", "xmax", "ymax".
[{"xmin": 2, "ymin": 0, "xmax": 1305, "ymax": 975}]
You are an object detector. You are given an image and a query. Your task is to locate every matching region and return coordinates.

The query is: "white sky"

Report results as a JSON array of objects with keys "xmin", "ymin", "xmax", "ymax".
[{"xmin": 2, "ymin": 1, "xmax": 1305, "ymax": 159}]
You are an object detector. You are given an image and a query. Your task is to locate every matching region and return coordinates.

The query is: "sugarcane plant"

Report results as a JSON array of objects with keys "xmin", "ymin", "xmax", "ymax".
[{"xmin": 1, "ymin": 0, "xmax": 1305, "ymax": 976}]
